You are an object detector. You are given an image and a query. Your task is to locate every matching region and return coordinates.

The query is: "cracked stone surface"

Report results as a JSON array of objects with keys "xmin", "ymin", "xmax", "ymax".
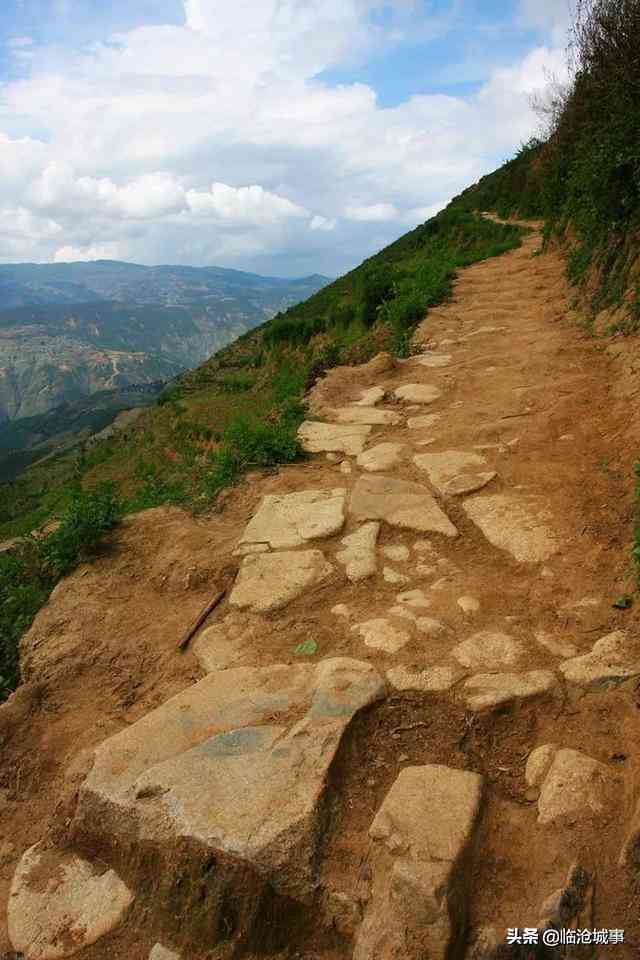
[
  {"xmin": 382, "ymin": 544, "xmax": 410, "ymax": 562},
  {"xmin": 559, "ymin": 630, "xmax": 640, "ymax": 686},
  {"xmin": 452, "ymin": 631, "xmax": 526, "ymax": 670},
  {"xmin": 75, "ymin": 660, "xmax": 386, "ymax": 913},
  {"xmin": 298, "ymin": 421, "xmax": 372, "ymax": 455},
  {"xmin": 354, "ymin": 765, "xmax": 483, "ymax": 960},
  {"xmin": 356, "ymin": 442, "xmax": 408, "ymax": 473},
  {"xmin": 336, "ymin": 522, "xmax": 380, "ymax": 582},
  {"xmin": 349, "ymin": 475, "xmax": 457, "ymax": 537},
  {"xmin": 8, "ymin": 843, "xmax": 134, "ymax": 959},
  {"xmin": 237, "ymin": 489, "xmax": 346, "ymax": 552},
  {"xmin": 463, "ymin": 494, "xmax": 558, "ymax": 562},
  {"xmin": 230, "ymin": 550, "xmax": 334, "ymax": 613},
  {"xmin": 463, "ymin": 670, "xmax": 556, "ymax": 711},
  {"xmin": 394, "ymin": 383, "xmax": 442, "ymax": 404}
]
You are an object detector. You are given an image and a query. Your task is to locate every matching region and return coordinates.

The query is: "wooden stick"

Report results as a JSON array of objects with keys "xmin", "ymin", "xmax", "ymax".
[{"xmin": 178, "ymin": 588, "xmax": 226, "ymax": 651}]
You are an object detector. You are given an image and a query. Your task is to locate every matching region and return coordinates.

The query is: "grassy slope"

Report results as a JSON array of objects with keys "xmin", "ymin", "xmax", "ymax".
[
  {"xmin": 0, "ymin": 205, "xmax": 523, "ymax": 541},
  {"xmin": 0, "ymin": 200, "xmax": 525, "ymax": 699}
]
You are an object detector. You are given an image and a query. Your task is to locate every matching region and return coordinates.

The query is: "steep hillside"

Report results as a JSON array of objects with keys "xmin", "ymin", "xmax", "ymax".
[{"xmin": 0, "ymin": 263, "xmax": 329, "ymax": 420}]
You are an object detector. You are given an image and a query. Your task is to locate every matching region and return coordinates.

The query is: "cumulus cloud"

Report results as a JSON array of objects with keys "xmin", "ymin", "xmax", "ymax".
[{"xmin": 0, "ymin": 0, "xmax": 567, "ymax": 274}]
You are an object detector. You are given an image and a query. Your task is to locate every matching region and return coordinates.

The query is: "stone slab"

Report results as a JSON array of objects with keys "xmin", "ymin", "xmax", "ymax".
[
  {"xmin": 452, "ymin": 631, "xmax": 526, "ymax": 670},
  {"xmin": 298, "ymin": 421, "xmax": 372, "ymax": 455},
  {"xmin": 414, "ymin": 354, "xmax": 452, "ymax": 368},
  {"xmin": 387, "ymin": 665, "xmax": 462, "ymax": 692},
  {"xmin": 229, "ymin": 550, "xmax": 334, "ymax": 613},
  {"xmin": 354, "ymin": 386, "xmax": 386, "ymax": 407},
  {"xmin": 349, "ymin": 475, "xmax": 457, "ymax": 537},
  {"xmin": 353, "ymin": 765, "xmax": 483, "ymax": 960},
  {"xmin": 352, "ymin": 619, "xmax": 411, "ymax": 653},
  {"xmin": 237, "ymin": 489, "xmax": 346, "ymax": 552},
  {"xmin": 336, "ymin": 522, "xmax": 379, "ymax": 582},
  {"xmin": 407, "ymin": 413, "xmax": 441, "ymax": 430},
  {"xmin": 414, "ymin": 450, "xmax": 489, "ymax": 495},
  {"xmin": 559, "ymin": 630, "xmax": 640, "ymax": 686},
  {"xmin": 332, "ymin": 406, "xmax": 402, "ymax": 426},
  {"xmin": 463, "ymin": 671, "xmax": 556, "ymax": 711},
  {"xmin": 394, "ymin": 383, "xmax": 442, "ymax": 405},
  {"xmin": 8, "ymin": 843, "xmax": 134, "ymax": 959},
  {"xmin": 463, "ymin": 494, "xmax": 558, "ymax": 563},
  {"xmin": 535, "ymin": 748, "xmax": 619, "ymax": 826},
  {"xmin": 75, "ymin": 659, "xmax": 386, "ymax": 918},
  {"xmin": 356, "ymin": 442, "xmax": 407, "ymax": 473}
]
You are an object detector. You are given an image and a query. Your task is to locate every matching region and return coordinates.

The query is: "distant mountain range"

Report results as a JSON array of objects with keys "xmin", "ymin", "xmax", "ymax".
[{"xmin": 0, "ymin": 260, "xmax": 330, "ymax": 422}]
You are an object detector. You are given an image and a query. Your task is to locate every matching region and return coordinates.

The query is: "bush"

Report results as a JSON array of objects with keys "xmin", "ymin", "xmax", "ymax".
[
  {"xmin": 0, "ymin": 483, "xmax": 123, "ymax": 700},
  {"xmin": 41, "ymin": 483, "xmax": 122, "ymax": 579},
  {"xmin": 204, "ymin": 414, "xmax": 303, "ymax": 496}
]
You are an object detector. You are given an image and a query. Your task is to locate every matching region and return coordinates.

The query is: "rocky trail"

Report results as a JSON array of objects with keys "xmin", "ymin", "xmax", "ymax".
[{"xmin": 3, "ymin": 223, "xmax": 640, "ymax": 959}]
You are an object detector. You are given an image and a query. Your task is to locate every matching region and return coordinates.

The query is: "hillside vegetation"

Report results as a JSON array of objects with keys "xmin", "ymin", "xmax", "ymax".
[{"xmin": 0, "ymin": 207, "xmax": 524, "ymax": 698}]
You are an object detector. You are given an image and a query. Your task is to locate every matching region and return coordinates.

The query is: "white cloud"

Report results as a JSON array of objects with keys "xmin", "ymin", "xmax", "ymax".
[
  {"xmin": 0, "ymin": 0, "xmax": 566, "ymax": 273},
  {"xmin": 345, "ymin": 202, "xmax": 399, "ymax": 222}
]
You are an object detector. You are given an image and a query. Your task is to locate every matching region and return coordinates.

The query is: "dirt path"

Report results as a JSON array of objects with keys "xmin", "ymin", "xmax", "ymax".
[{"xmin": 3, "ymin": 223, "xmax": 640, "ymax": 960}]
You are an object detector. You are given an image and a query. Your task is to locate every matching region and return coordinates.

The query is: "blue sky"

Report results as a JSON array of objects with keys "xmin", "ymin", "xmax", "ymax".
[{"xmin": 0, "ymin": 0, "xmax": 569, "ymax": 275}]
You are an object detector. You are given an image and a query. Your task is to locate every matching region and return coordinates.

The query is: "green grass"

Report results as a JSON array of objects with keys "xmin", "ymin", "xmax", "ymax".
[{"xmin": 0, "ymin": 483, "xmax": 121, "ymax": 700}]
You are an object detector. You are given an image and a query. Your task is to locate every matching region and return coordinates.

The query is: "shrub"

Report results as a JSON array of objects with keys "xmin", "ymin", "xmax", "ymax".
[{"xmin": 0, "ymin": 483, "xmax": 124, "ymax": 700}]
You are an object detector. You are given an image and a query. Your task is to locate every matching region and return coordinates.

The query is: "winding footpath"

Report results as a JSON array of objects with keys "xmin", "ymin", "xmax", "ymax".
[{"xmin": 9, "ymin": 224, "xmax": 640, "ymax": 959}]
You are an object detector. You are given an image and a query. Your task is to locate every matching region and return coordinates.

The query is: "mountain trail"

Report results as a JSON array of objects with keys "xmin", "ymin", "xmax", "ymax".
[{"xmin": 3, "ymin": 223, "xmax": 640, "ymax": 959}]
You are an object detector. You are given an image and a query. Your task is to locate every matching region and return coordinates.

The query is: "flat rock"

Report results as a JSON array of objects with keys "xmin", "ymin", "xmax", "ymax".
[
  {"xmin": 75, "ymin": 659, "xmax": 386, "ymax": 934},
  {"xmin": 394, "ymin": 383, "xmax": 442, "ymax": 405},
  {"xmin": 452, "ymin": 631, "xmax": 526, "ymax": 670},
  {"xmin": 349, "ymin": 475, "xmax": 457, "ymax": 537},
  {"xmin": 442, "ymin": 472, "xmax": 496, "ymax": 496},
  {"xmin": 149, "ymin": 946, "xmax": 181, "ymax": 960},
  {"xmin": 192, "ymin": 612, "xmax": 263, "ymax": 672},
  {"xmin": 559, "ymin": 630, "xmax": 640, "ymax": 686},
  {"xmin": 407, "ymin": 413, "xmax": 441, "ymax": 430},
  {"xmin": 463, "ymin": 494, "xmax": 558, "ymax": 563},
  {"xmin": 396, "ymin": 589, "xmax": 432, "ymax": 609},
  {"xmin": 458, "ymin": 595, "xmax": 480, "ymax": 615},
  {"xmin": 352, "ymin": 619, "xmax": 411, "ymax": 653},
  {"xmin": 415, "ymin": 616, "xmax": 448, "ymax": 637},
  {"xmin": 336, "ymin": 522, "xmax": 380, "ymax": 582},
  {"xmin": 382, "ymin": 544, "xmax": 410, "ymax": 562},
  {"xmin": 525, "ymin": 744, "xmax": 558, "ymax": 788},
  {"xmin": 230, "ymin": 550, "xmax": 334, "ymax": 613},
  {"xmin": 387, "ymin": 665, "xmax": 462, "ymax": 692},
  {"xmin": 332, "ymin": 406, "xmax": 402, "ymax": 426},
  {"xmin": 535, "ymin": 748, "xmax": 619, "ymax": 826},
  {"xmin": 354, "ymin": 765, "xmax": 483, "ymax": 960},
  {"xmin": 298, "ymin": 421, "xmax": 372, "ymax": 455},
  {"xmin": 383, "ymin": 566, "xmax": 410, "ymax": 585},
  {"xmin": 356, "ymin": 442, "xmax": 407, "ymax": 473},
  {"xmin": 8, "ymin": 843, "xmax": 134, "ymax": 959},
  {"xmin": 354, "ymin": 386, "xmax": 386, "ymax": 406},
  {"xmin": 414, "ymin": 353, "xmax": 452, "ymax": 368},
  {"xmin": 463, "ymin": 671, "xmax": 556, "ymax": 711},
  {"xmin": 237, "ymin": 488, "xmax": 346, "ymax": 552},
  {"xmin": 414, "ymin": 450, "xmax": 491, "ymax": 496},
  {"xmin": 534, "ymin": 630, "xmax": 577, "ymax": 659}
]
